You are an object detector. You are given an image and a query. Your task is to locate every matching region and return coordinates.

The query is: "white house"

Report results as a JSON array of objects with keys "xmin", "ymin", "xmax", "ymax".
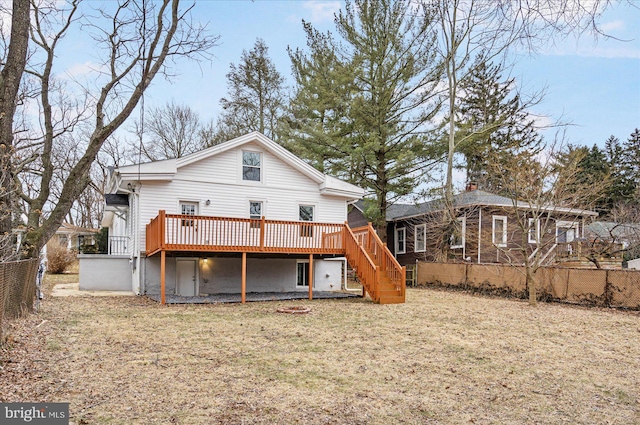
[{"xmin": 81, "ymin": 132, "xmax": 406, "ymax": 304}]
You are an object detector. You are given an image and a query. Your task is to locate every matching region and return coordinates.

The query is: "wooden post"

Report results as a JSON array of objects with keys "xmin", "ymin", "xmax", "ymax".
[
  {"xmin": 259, "ymin": 216, "xmax": 265, "ymax": 251},
  {"xmin": 308, "ymin": 253, "xmax": 313, "ymax": 300},
  {"xmin": 160, "ymin": 250, "xmax": 166, "ymax": 305},
  {"xmin": 241, "ymin": 252, "xmax": 247, "ymax": 304},
  {"xmin": 159, "ymin": 210, "xmax": 166, "ymax": 249}
]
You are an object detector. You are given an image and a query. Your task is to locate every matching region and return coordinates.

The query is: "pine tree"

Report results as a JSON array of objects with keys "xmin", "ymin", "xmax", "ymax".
[
  {"xmin": 603, "ymin": 134, "xmax": 636, "ymax": 212},
  {"xmin": 455, "ymin": 58, "xmax": 541, "ymax": 194},
  {"xmin": 285, "ymin": 0, "xmax": 441, "ymax": 236},
  {"xmin": 284, "ymin": 24, "xmax": 358, "ymax": 176},
  {"xmin": 213, "ymin": 38, "xmax": 286, "ymax": 142},
  {"xmin": 623, "ymin": 128, "xmax": 640, "ymax": 197}
]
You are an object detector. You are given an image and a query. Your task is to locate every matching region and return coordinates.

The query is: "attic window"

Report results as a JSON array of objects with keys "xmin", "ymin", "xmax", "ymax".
[{"xmin": 242, "ymin": 151, "xmax": 261, "ymax": 181}]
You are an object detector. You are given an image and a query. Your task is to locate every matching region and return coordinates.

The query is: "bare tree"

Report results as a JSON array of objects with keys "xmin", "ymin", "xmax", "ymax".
[
  {"xmin": 133, "ymin": 100, "xmax": 209, "ymax": 161},
  {"xmin": 429, "ymin": 0, "xmax": 617, "ymax": 260},
  {"xmin": 13, "ymin": 0, "xmax": 219, "ymax": 258},
  {"xmin": 487, "ymin": 139, "xmax": 604, "ymax": 305}
]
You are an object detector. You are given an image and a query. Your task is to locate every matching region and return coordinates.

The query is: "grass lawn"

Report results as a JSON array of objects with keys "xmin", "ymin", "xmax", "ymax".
[{"xmin": 1, "ymin": 273, "xmax": 639, "ymax": 424}]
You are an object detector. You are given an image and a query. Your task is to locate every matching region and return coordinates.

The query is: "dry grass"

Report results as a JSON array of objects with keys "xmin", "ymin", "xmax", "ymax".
[{"xmin": 1, "ymin": 274, "xmax": 639, "ymax": 424}]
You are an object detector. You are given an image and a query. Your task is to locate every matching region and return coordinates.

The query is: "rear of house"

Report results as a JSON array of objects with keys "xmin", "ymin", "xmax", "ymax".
[{"xmin": 83, "ymin": 132, "xmax": 406, "ymax": 304}]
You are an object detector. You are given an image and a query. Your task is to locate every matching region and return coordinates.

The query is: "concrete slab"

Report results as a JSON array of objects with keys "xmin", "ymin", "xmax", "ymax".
[
  {"xmin": 146, "ymin": 291, "xmax": 360, "ymax": 304},
  {"xmin": 51, "ymin": 282, "xmax": 135, "ymax": 297}
]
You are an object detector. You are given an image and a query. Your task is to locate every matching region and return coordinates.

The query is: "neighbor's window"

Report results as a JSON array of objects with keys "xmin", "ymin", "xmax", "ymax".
[
  {"xmin": 450, "ymin": 216, "xmax": 465, "ymax": 249},
  {"xmin": 299, "ymin": 205, "xmax": 314, "ymax": 237},
  {"xmin": 395, "ymin": 227, "xmax": 406, "ymax": 255},
  {"xmin": 414, "ymin": 224, "xmax": 426, "ymax": 252},
  {"xmin": 242, "ymin": 151, "xmax": 261, "ymax": 181},
  {"xmin": 492, "ymin": 216, "xmax": 507, "ymax": 247},
  {"xmin": 297, "ymin": 261, "xmax": 311, "ymax": 287},
  {"xmin": 528, "ymin": 218, "xmax": 539, "ymax": 244},
  {"xmin": 556, "ymin": 221, "xmax": 578, "ymax": 243}
]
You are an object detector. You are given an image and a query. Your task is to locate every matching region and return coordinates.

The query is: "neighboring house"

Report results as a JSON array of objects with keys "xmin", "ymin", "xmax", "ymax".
[
  {"xmin": 15, "ymin": 223, "xmax": 98, "ymax": 254},
  {"xmin": 350, "ymin": 188, "xmax": 599, "ymax": 267},
  {"xmin": 583, "ymin": 221, "xmax": 640, "ymax": 268},
  {"xmin": 50, "ymin": 223, "xmax": 99, "ymax": 252},
  {"xmin": 84, "ymin": 132, "xmax": 405, "ymax": 304},
  {"xmin": 628, "ymin": 258, "xmax": 640, "ymax": 270}
]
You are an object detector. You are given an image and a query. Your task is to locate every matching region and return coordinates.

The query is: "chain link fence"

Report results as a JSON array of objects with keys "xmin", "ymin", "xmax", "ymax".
[
  {"xmin": 0, "ymin": 258, "xmax": 41, "ymax": 341},
  {"xmin": 417, "ymin": 262, "xmax": 640, "ymax": 309}
]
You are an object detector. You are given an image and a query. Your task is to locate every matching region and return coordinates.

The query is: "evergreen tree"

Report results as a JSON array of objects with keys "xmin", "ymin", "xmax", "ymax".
[
  {"xmin": 603, "ymin": 134, "xmax": 636, "ymax": 212},
  {"xmin": 285, "ymin": 0, "xmax": 441, "ymax": 236},
  {"xmin": 284, "ymin": 24, "xmax": 358, "ymax": 176},
  {"xmin": 622, "ymin": 128, "xmax": 640, "ymax": 197},
  {"xmin": 213, "ymin": 38, "xmax": 286, "ymax": 143},
  {"xmin": 560, "ymin": 144, "xmax": 610, "ymax": 212},
  {"xmin": 455, "ymin": 58, "xmax": 541, "ymax": 193}
]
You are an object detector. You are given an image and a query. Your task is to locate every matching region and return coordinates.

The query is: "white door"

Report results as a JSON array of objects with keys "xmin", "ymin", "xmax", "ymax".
[{"xmin": 176, "ymin": 260, "xmax": 197, "ymax": 296}]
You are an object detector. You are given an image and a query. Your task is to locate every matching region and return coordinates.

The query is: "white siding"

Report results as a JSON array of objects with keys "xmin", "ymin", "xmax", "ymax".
[
  {"xmin": 143, "ymin": 257, "xmax": 341, "ymax": 294},
  {"xmin": 137, "ymin": 144, "xmax": 348, "ymax": 251}
]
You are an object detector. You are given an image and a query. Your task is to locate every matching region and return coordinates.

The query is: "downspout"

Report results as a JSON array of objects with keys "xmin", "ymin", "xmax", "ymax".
[
  {"xmin": 342, "ymin": 257, "xmax": 361, "ymax": 292},
  {"xmin": 477, "ymin": 207, "xmax": 482, "ymax": 264},
  {"xmin": 123, "ymin": 183, "xmax": 141, "ymax": 295}
]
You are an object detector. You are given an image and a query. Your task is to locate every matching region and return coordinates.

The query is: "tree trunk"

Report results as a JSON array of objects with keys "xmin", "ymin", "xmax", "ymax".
[
  {"xmin": 0, "ymin": 0, "xmax": 30, "ymax": 258},
  {"xmin": 526, "ymin": 266, "xmax": 537, "ymax": 306}
]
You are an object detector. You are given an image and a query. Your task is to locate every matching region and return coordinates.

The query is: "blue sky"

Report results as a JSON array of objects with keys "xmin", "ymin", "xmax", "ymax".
[{"xmin": 141, "ymin": 1, "xmax": 639, "ymax": 148}]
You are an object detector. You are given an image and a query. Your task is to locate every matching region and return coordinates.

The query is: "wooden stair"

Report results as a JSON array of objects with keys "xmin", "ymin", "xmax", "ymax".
[{"xmin": 344, "ymin": 223, "xmax": 406, "ymax": 304}]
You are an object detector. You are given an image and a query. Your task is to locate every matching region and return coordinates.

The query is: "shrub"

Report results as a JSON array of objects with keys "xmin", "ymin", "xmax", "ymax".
[{"xmin": 46, "ymin": 242, "xmax": 76, "ymax": 274}]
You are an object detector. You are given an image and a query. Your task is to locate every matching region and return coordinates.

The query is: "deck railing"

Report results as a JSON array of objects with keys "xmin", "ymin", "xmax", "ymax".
[
  {"xmin": 556, "ymin": 241, "xmax": 624, "ymax": 262},
  {"xmin": 146, "ymin": 210, "xmax": 346, "ymax": 255}
]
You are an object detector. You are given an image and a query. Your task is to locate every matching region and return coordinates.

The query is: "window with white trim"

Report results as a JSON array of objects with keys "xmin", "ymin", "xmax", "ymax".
[
  {"xmin": 528, "ymin": 218, "xmax": 539, "ymax": 244},
  {"xmin": 249, "ymin": 201, "xmax": 262, "ymax": 228},
  {"xmin": 395, "ymin": 227, "xmax": 406, "ymax": 254},
  {"xmin": 180, "ymin": 201, "xmax": 198, "ymax": 226},
  {"xmin": 296, "ymin": 260, "xmax": 311, "ymax": 287},
  {"xmin": 450, "ymin": 216, "xmax": 465, "ymax": 249},
  {"xmin": 414, "ymin": 224, "xmax": 426, "ymax": 252},
  {"xmin": 492, "ymin": 216, "xmax": 507, "ymax": 247},
  {"xmin": 556, "ymin": 220, "xmax": 578, "ymax": 243},
  {"xmin": 299, "ymin": 205, "xmax": 314, "ymax": 237},
  {"xmin": 242, "ymin": 151, "xmax": 261, "ymax": 181}
]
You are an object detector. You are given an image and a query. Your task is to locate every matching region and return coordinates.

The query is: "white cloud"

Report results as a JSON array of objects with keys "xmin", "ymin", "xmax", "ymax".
[
  {"xmin": 529, "ymin": 113, "xmax": 555, "ymax": 131},
  {"xmin": 545, "ymin": 44, "xmax": 640, "ymax": 59},
  {"xmin": 302, "ymin": 1, "xmax": 341, "ymax": 23},
  {"xmin": 64, "ymin": 61, "xmax": 103, "ymax": 79},
  {"xmin": 600, "ymin": 19, "xmax": 625, "ymax": 33}
]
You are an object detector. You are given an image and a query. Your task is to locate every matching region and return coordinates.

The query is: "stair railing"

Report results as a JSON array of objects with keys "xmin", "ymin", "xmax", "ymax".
[{"xmin": 343, "ymin": 224, "xmax": 380, "ymax": 302}]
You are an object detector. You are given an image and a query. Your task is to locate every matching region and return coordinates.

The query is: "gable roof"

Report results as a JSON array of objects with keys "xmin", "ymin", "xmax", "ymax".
[
  {"xmin": 110, "ymin": 132, "xmax": 364, "ymax": 199},
  {"xmin": 355, "ymin": 189, "xmax": 598, "ymax": 222}
]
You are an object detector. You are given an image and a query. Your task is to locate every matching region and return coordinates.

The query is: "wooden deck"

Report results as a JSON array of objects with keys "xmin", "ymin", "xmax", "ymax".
[
  {"xmin": 145, "ymin": 211, "xmax": 405, "ymax": 305},
  {"xmin": 146, "ymin": 210, "xmax": 345, "ymax": 256}
]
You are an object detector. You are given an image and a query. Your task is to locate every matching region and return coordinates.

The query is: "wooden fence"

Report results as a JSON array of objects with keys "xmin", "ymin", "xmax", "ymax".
[{"xmin": 416, "ymin": 262, "xmax": 640, "ymax": 309}]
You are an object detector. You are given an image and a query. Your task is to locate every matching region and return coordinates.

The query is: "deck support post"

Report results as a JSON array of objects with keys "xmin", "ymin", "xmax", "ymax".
[
  {"xmin": 160, "ymin": 250, "xmax": 166, "ymax": 305},
  {"xmin": 308, "ymin": 254, "xmax": 313, "ymax": 300},
  {"xmin": 241, "ymin": 252, "xmax": 247, "ymax": 304}
]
